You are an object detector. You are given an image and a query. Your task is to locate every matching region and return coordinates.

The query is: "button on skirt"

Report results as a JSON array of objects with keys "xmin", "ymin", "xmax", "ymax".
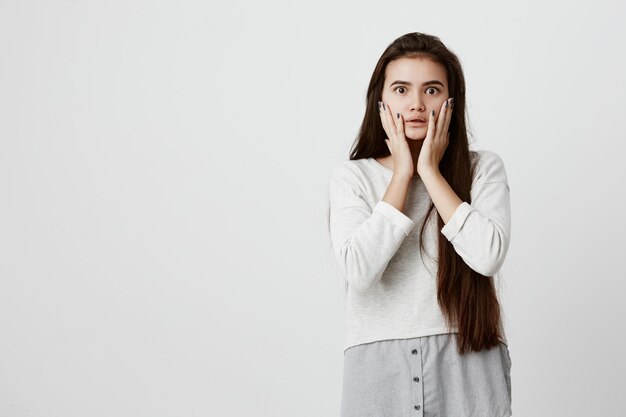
[{"xmin": 340, "ymin": 333, "xmax": 512, "ymax": 417}]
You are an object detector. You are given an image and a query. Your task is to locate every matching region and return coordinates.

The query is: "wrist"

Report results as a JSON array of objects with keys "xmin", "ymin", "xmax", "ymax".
[
  {"xmin": 391, "ymin": 172, "xmax": 413, "ymax": 184},
  {"xmin": 419, "ymin": 167, "xmax": 440, "ymax": 180}
]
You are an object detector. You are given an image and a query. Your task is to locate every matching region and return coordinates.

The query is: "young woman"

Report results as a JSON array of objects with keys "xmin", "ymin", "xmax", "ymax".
[{"xmin": 327, "ymin": 32, "xmax": 513, "ymax": 416}]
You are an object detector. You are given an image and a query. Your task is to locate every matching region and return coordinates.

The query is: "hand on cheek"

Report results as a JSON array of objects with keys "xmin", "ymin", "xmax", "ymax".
[{"xmin": 416, "ymin": 97, "xmax": 454, "ymax": 176}]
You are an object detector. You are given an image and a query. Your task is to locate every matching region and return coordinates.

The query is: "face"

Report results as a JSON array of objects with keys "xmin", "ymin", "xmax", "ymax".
[{"xmin": 381, "ymin": 56, "xmax": 450, "ymax": 140}]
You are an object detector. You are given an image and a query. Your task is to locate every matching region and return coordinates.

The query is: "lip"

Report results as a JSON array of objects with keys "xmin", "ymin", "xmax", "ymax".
[{"xmin": 407, "ymin": 120, "xmax": 426, "ymax": 124}]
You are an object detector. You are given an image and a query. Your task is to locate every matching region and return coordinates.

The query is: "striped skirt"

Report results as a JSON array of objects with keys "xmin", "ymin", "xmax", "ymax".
[{"xmin": 340, "ymin": 332, "xmax": 513, "ymax": 417}]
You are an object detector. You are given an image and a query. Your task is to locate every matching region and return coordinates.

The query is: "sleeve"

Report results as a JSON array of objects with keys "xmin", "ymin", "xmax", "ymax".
[
  {"xmin": 328, "ymin": 165, "xmax": 416, "ymax": 292},
  {"xmin": 440, "ymin": 152, "xmax": 511, "ymax": 276}
]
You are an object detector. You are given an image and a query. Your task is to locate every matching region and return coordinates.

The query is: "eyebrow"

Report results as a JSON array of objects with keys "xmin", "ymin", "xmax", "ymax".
[{"xmin": 389, "ymin": 80, "xmax": 445, "ymax": 88}]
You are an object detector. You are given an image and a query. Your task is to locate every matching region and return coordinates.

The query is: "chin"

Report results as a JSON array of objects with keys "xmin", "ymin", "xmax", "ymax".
[
  {"xmin": 406, "ymin": 127, "xmax": 426, "ymax": 140},
  {"xmin": 406, "ymin": 134, "xmax": 426, "ymax": 141}
]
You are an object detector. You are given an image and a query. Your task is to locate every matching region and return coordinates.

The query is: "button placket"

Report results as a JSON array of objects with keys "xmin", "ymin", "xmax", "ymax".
[{"xmin": 409, "ymin": 345, "xmax": 424, "ymax": 415}]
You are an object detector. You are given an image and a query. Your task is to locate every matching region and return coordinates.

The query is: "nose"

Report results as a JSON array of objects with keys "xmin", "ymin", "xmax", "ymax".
[{"xmin": 410, "ymin": 92, "xmax": 425, "ymax": 111}]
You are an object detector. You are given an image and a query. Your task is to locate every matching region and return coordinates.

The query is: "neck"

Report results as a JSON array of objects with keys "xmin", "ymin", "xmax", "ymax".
[
  {"xmin": 409, "ymin": 138, "xmax": 424, "ymax": 160},
  {"xmin": 407, "ymin": 139, "xmax": 424, "ymax": 176}
]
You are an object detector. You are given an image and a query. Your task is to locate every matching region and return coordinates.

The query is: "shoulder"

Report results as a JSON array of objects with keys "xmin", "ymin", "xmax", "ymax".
[
  {"xmin": 328, "ymin": 158, "xmax": 377, "ymax": 201},
  {"xmin": 469, "ymin": 149, "xmax": 509, "ymax": 185},
  {"xmin": 329, "ymin": 158, "xmax": 372, "ymax": 185}
]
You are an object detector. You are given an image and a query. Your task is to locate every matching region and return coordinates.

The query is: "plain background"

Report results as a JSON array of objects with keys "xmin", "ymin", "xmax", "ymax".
[{"xmin": 1, "ymin": 1, "xmax": 625, "ymax": 416}]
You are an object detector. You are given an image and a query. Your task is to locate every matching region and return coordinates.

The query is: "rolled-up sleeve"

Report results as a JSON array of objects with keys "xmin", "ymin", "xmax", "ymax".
[
  {"xmin": 440, "ymin": 153, "xmax": 511, "ymax": 276},
  {"xmin": 329, "ymin": 166, "xmax": 415, "ymax": 292}
]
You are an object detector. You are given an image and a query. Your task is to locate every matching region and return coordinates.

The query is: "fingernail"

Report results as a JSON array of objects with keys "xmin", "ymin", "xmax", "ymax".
[
  {"xmin": 396, "ymin": 112, "xmax": 399, "ymax": 119},
  {"xmin": 431, "ymin": 110, "xmax": 435, "ymax": 116},
  {"xmin": 383, "ymin": 103, "xmax": 386, "ymax": 110},
  {"xmin": 378, "ymin": 101, "xmax": 381, "ymax": 110}
]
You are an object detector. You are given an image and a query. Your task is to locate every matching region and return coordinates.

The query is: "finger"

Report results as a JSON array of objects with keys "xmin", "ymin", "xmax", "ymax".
[
  {"xmin": 395, "ymin": 111, "xmax": 406, "ymax": 141},
  {"xmin": 435, "ymin": 99, "xmax": 449, "ymax": 139},
  {"xmin": 379, "ymin": 101, "xmax": 394, "ymax": 142},
  {"xmin": 444, "ymin": 97, "xmax": 453, "ymax": 121},
  {"xmin": 445, "ymin": 98, "xmax": 454, "ymax": 133},
  {"xmin": 383, "ymin": 102, "xmax": 398, "ymax": 141},
  {"xmin": 426, "ymin": 109, "xmax": 436, "ymax": 141},
  {"xmin": 386, "ymin": 102, "xmax": 397, "ymax": 131},
  {"xmin": 434, "ymin": 98, "xmax": 452, "ymax": 144}
]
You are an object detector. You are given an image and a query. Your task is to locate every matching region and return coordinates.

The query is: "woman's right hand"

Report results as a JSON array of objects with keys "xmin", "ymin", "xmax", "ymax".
[{"xmin": 378, "ymin": 101, "xmax": 414, "ymax": 179}]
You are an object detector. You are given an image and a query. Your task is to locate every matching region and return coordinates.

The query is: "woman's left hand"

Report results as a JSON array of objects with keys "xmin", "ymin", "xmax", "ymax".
[{"xmin": 417, "ymin": 97, "xmax": 454, "ymax": 177}]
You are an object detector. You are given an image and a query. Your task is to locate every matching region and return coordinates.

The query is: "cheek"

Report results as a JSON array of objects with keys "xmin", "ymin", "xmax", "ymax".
[{"xmin": 381, "ymin": 96, "xmax": 399, "ymax": 112}]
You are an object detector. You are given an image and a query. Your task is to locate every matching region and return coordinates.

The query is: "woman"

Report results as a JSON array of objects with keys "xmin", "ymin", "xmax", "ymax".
[{"xmin": 327, "ymin": 32, "xmax": 513, "ymax": 416}]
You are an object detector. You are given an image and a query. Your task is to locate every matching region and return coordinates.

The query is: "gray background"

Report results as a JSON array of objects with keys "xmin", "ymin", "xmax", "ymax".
[{"xmin": 1, "ymin": 0, "xmax": 625, "ymax": 416}]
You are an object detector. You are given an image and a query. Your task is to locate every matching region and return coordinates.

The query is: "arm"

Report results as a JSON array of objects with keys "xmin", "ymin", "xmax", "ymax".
[
  {"xmin": 421, "ymin": 153, "xmax": 511, "ymax": 276},
  {"xmin": 382, "ymin": 172, "xmax": 413, "ymax": 213},
  {"xmin": 420, "ymin": 169, "xmax": 464, "ymax": 225},
  {"xmin": 329, "ymin": 166, "xmax": 415, "ymax": 291}
]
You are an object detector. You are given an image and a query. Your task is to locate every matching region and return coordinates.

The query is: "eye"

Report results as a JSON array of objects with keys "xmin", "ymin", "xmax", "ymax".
[{"xmin": 394, "ymin": 86, "xmax": 440, "ymax": 94}]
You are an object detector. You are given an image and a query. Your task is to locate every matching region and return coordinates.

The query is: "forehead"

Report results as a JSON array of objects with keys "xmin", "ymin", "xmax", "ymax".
[{"xmin": 384, "ymin": 57, "xmax": 447, "ymax": 85}]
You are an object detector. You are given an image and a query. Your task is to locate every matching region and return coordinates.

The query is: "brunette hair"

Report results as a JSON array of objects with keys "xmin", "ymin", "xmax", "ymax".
[{"xmin": 327, "ymin": 32, "xmax": 504, "ymax": 354}]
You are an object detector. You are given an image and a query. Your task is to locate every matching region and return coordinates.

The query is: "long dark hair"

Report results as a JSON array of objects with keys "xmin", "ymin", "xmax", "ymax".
[{"xmin": 327, "ymin": 32, "xmax": 504, "ymax": 354}]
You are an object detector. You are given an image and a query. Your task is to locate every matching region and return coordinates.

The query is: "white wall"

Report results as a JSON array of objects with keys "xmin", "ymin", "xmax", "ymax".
[{"xmin": 1, "ymin": 0, "xmax": 625, "ymax": 416}]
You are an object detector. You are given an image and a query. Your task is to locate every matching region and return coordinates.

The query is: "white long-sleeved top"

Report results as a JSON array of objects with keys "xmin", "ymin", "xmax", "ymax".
[{"xmin": 328, "ymin": 150, "xmax": 511, "ymax": 353}]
